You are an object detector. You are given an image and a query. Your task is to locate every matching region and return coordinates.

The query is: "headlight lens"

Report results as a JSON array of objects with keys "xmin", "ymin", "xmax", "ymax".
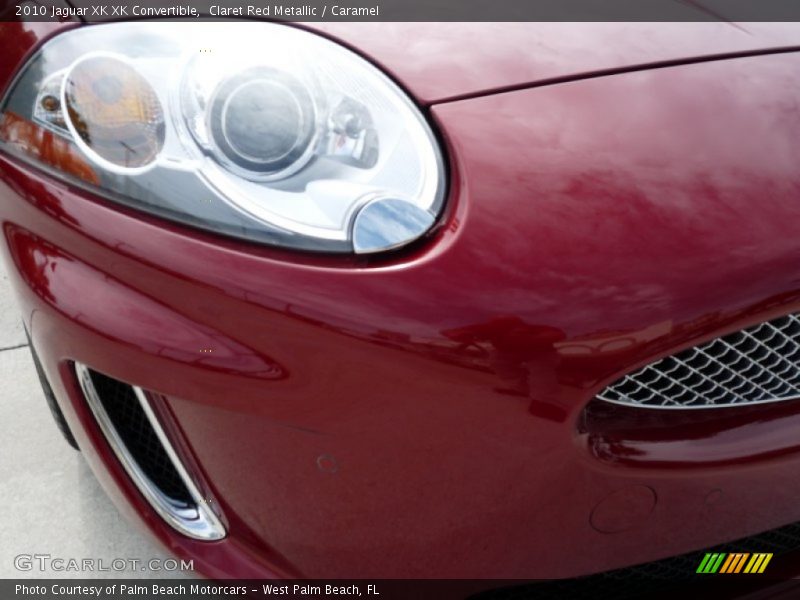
[
  {"xmin": 63, "ymin": 54, "xmax": 167, "ymax": 171},
  {"xmin": 0, "ymin": 23, "xmax": 446, "ymax": 254}
]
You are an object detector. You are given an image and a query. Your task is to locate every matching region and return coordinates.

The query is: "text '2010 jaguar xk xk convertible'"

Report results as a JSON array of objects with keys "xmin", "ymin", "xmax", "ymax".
[{"xmin": 3, "ymin": 18, "xmax": 800, "ymax": 593}]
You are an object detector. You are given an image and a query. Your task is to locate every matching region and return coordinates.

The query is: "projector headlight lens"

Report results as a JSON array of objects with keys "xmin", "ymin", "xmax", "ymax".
[
  {"xmin": 206, "ymin": 67, "xmax": 318, "ymax": 180},
  {"xmin": 0, "ymin": 23, "xmax": 446, "ymax": 254}
]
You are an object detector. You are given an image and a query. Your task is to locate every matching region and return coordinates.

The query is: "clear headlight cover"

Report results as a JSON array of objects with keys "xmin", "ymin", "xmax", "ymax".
[{"xmin": 0, "ymin": 23, "xmax": 446, "ymax": 254}]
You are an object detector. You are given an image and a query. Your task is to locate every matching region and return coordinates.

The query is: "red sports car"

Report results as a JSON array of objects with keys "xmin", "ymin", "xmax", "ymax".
[{"xmin": 4, "ymin": 18, "xmax": 800, "ymax": 593}]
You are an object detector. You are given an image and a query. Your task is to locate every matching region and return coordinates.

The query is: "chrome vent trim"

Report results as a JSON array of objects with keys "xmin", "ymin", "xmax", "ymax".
[
  {"xmin": 596, "ymin": 313, "xmax": 800, "ymax": 410},
  {"xmin": 75, "ymin": 363, "xmax": 226, "ymax": 540}
]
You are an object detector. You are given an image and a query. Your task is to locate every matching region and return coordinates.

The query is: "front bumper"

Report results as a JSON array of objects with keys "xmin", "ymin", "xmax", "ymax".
[{"xmin": 4, "ymin": 50, "xmax": 800, "ymax": 580}]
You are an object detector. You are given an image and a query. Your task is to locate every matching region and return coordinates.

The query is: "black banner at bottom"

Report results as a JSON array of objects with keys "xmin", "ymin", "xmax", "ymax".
[{"xmin": 5, "ymin": 578, "xmax": 800, "ymax": 600}]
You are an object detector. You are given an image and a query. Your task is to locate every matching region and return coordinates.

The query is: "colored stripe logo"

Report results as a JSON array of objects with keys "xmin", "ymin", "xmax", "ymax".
[{"xmin": 696, "ymin": 552, "xmax": 772, "ymax": 574}]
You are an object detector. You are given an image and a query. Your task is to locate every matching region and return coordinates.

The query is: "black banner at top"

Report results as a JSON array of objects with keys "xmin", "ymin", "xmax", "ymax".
[{"xmin": 7, "ymin": 0, "xmax": 800, "ymax": 22}]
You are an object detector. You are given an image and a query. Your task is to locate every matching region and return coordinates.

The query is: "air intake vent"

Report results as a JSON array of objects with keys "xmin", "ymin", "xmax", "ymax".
[
  {"xmin": 596, "ymin": 313, "xmax": 800, "ymax": 409},
  {"xmin": 75, "ymin": 363, "xmax": 225, "ymax": 540}
]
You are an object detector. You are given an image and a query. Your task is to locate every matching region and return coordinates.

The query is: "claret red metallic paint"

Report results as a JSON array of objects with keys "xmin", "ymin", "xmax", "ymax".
[{"xmin": 4, "ymin": 20, "xmax": 800, "ymax": 584}]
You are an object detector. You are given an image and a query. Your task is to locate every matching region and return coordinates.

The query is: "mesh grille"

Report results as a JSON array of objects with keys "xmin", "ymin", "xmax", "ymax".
[
  {"xmin": 596, "ymin": 313, "xmax": 800, "ymax": 409},
  {"xmin": 87, "ymin": 369, "xmax": 193, "ymax": 505}
]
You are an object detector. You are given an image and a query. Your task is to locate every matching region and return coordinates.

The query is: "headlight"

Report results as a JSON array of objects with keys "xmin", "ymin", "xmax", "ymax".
[{"xmin": 0, "ymin": 23, "xmax": 446, "ymax": 254}]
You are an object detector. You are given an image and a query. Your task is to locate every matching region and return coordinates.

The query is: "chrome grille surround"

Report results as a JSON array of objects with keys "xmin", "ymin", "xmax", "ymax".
[
  {"xmin": 75, "ymin": 363, "xmax": 226, "ymax": 540},
  {"xmin": 596, "ymin": 313, "xmax": 800, "ymax": 409}
]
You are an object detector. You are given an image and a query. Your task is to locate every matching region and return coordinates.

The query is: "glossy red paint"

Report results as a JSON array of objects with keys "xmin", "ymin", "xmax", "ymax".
[
  {"xmin": 3, "ymin": 21, "xmax": 800, "ymax": 581},
  {"xmin": 7, "ymin": 21, "xmax": 800, "ymax": 104},
  {"xmin": 309, "ymin": 22, "xmax": 800, "ymax": 103},
  {"xmin": 0, "ymin": 22, "xmax": 75, "ymax": 98}
]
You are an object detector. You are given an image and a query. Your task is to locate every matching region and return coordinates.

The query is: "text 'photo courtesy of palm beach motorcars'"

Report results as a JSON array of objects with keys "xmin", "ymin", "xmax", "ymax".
[{"xmin": 4, "ymin": 15, "xmax": 800, "ymax": 595}]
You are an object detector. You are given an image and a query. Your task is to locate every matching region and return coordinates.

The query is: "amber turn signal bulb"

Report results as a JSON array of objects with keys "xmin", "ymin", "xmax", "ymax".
[{"xmin": 63, "ymin": 55, "xmax": 165, "ymax": 170}]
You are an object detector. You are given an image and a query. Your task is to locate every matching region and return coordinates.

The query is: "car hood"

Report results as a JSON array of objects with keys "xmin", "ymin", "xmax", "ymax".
[
  {"xmin": 309, "ymin": 22, "xmax": 800, "ymax": 104},
  {"xmin": 7, "ymin": 22, "xmax": 800, "ymax": 108}
]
